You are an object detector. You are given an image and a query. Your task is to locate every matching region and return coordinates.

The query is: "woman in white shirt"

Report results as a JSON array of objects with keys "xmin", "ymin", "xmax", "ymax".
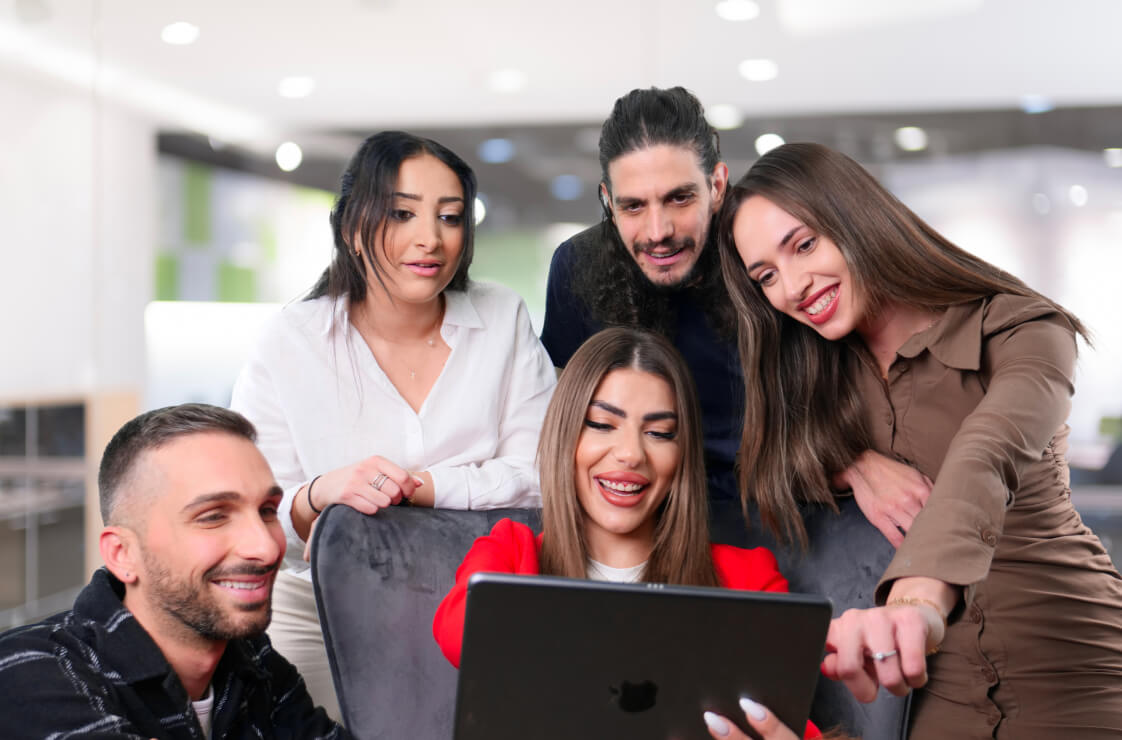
[{"xmin": 231, "ymin": 131, "xmax": 556, "ymax": 719}]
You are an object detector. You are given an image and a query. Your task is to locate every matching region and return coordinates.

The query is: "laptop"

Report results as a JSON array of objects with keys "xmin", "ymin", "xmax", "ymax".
[{"xmin": 454, "ymin": 572, "xmax": 832, "ymax": 740}]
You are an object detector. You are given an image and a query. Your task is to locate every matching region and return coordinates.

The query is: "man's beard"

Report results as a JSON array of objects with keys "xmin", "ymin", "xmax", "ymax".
[
  {"xmin": 631, "ymin": 235, "xmax": 705, "ymax": 291},
  {"xmin": 143, "ymin": 555, "xmax": 275, "ymax": 642}
]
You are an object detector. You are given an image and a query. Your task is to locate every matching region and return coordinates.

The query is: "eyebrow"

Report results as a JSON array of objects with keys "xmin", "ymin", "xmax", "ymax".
[
  {"xmin": 589, "ymin": 400, "xmax": 678, "ymax": 423},
  {"xmin": 613, "ymin": 182, "xmax": 698, "ymax": 207},
  {"xmin": 392, "ymin": 191, "xmax": 465, "ymax": 205},
  {"xmin": 180, "ymin": 486, "xmax": 283, "ymax": 513},
  {"xmin": 745, "ymin": 224, "xmax": 802, "ymax": 273}
]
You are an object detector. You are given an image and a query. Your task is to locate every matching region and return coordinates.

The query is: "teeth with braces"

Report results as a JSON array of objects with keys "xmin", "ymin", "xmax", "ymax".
[{"xmin": 597, "ymin": 478, "xmax": 644, "ymax": 493}]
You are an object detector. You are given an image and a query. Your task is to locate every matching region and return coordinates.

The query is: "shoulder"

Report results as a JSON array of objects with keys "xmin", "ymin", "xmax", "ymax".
[
  {"xmin": 253, "ymin": 295, "xmax": 336, "ymax": 349},
  {"xmin": 485, "ymin": 517, "xmax": 538, "ymax": 547},
  {"xmin": 981, "ymin": 293, "xmax": 1071, "ymax": 337},
  {"xmin": 0, "ymin": 613, "xmax": 102, "ymax": 698},
  {"xmin": 709, "ymin": 544, "xmax": 788, "ymax": 592},
  {"xmin": 550, "ymin": 224, "xmax": 608, "ymax": 274},
  {"xmin": 462, "ymin": 280, "xmax": 528, "ymax": 316}
]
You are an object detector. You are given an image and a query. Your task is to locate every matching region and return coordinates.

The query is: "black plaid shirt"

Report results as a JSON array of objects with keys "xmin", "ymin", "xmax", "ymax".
[{"xmin": 0, "ymin": 568, "xmax": 349, "ymax": 739}]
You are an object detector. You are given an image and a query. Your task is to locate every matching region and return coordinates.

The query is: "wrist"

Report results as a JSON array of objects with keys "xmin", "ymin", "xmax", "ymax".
[{"xmin": 306, "ymin": 475, "xmax": 323, "ymax": 515}]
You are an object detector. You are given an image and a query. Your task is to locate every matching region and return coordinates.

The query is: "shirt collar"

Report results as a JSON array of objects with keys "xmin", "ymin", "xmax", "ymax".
[
  {"xmin": 896, "ymin": 300, "xmax": 985, "ymax": 371},
  {"xmin": 74, "ymin": 569, "xmax": 266, "ymax": 687},
  {"xmin": 320, "ymin": 286, "xmax": 484, "ymax": 336}
]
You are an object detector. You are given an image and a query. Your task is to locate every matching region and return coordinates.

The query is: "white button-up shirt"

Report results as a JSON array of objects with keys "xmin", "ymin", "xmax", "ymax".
[{"xmin": 231, "ymin": 281, "xmax": 556, "ymax": 578}]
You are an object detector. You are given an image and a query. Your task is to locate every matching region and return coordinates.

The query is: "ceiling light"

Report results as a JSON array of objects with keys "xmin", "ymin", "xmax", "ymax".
[
  {"xmin": 277, "ymin": 76, "xmax": 315, "ymax": 99},
  {"xmin": 738, "ymin": 58, "xmax": 778, "ymax": 82},
  {"xmin": 705, "ymin": 104, "xmax": 743, "ymax": 130},
  {"xmin": 1104, "ymin": 148, "xmax": 1122, "ymax": 168},
  {"xmin": 478, "ymin": 138, "xmax": 515, "ymax": 164},
  {"xmin": 551, "ymin": 175, "xmax": 584, "ymax": 201},
  {"xmin": 894, "ymin": 126, "xmax": 928, "ymax": 152},
  {"xmin": 1069, "ymin": 184, "xmax": 1088, "ymax": 207},
  {"xmin": 161, "ymin": 21, "xmax": 199, "ymax": 46},
  {"xmin": 755, "ymin": 133, "xmax": 785, "ymax": 156},
  {"xmin": 275, "ymin": 142, "xmax": 303, "ymax": 172},
  {"xmin": 1019, "ymin": 94, "xmax": 1054, "ymax": 115},
  {"xmin": 489, "ymin": 68, "xmax": 526, "ymax": 94},
  {"xmin": 715, "ymin": 0, "xmax": 761, "ymax": 21},
  {"xmin": 474, "ymin": 196, "xmax": 487, "ymax": 226}
]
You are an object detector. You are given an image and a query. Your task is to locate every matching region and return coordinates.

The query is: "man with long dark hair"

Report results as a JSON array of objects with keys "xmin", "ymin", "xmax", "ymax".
[{"xmin": 542, "ymin": 86, "xmax": 742, "ymax": 503}]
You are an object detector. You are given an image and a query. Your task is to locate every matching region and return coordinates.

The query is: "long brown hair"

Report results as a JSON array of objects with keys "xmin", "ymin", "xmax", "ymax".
[
  {"xmin": 717, "ymin": 142, "xmax": 1089, "ymax": 545},
  {"xmin": 538, "ymin": 328, "xmax": 718, "ymax": 587}
]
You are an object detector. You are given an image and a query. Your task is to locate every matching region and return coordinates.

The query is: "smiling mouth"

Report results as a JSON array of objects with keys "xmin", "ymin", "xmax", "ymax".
[
  {"xmin": 596, "ymin": 477, "xmax": 646, "ymax": 496},
  {"xmin": 803, "ymin": 286, "xmax": 838, "ymax": 316}
]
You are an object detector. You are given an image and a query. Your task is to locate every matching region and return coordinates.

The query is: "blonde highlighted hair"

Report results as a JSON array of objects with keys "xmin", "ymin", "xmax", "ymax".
[{"xmin": 537, "ymin": 328, "xmax": 718, "ymax": 587}]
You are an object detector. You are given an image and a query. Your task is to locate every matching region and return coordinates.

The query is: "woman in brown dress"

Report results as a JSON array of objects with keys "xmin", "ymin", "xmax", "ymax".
[{"xmin": 717, "ymin": 142, "xmax": 1122, "ymax": 739}]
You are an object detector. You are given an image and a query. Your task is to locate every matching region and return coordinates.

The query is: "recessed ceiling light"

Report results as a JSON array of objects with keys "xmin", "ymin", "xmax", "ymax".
[
  {"xmin": 478, "ymin": 138, "xmax": 515, "ymax": 164},
  {"xmin": 705, "ymin": 104, "xmax": 743, "ymax": 130},
  {"xmin": 894, "ymin": 126, "xmax": 928, "ymax": 152},
  {"xmin": 474, "ymin": 196, "xmax": 487, "ymax": 226},
  {"xmin": 1104, "ymin": 148, "xmax": 1122, "ymax": 168},
  {"xmin": 551, "ymin": 175, "xmax": 584, "ymax": 201},
  {"xmin": 1019, "ymin": 94, "xmax": 1054, "ymax": 115},
  {"xmin": 738, "ymin": 58, "xmax": 778, "ymax": 82},
  {"xmin": 277, "ymin": 76, "xmax": 316, "ymax": 99},
  {"xmin": 715, "ymin": 0, "xmax": 761, "ymax": 21},
  {"xmin": 275, "ymin": 142, "xmax": 303, "ymax": 172},
  {"xmin": 1069, "ymin": 184, "xmax": 1088, "ymax": 207},
  {"xmin": 755, "ymin": 133, "xmax": 785, "ymax": 155},
  {"xmin": 489, "ymin": 68, "xmax": 526, "ymax": 94},
  {"xmin": 161, "ymin": 21, "xmax": 199, "ymax": 46}
]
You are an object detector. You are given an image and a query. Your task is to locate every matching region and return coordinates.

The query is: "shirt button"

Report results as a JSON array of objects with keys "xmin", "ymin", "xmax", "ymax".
[
  {"xmin": 982, "ymin": 666, "xmax": 997, "ymax": 683},
  {"xmin": 969, "ymin": 604, "xmax": 983, "ymax": 623},
  {"xmin": 981, "ymin": 529, "xmax": 998, "ymax": 547}
]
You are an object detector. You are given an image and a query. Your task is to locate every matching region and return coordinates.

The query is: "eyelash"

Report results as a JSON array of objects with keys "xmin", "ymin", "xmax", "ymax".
[
  {"xmin": 753, "ymin": 236, "xmax": 817, "ymax": 286},
  {"xmin": 583, "ymin": 419, "xmax": 677, "ymax": 440}
]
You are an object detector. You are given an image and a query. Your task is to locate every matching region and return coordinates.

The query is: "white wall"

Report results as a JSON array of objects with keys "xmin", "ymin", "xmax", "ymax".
[
  {"xmin": 885, "ymin": 149, "xmax": 1122, "ymax": 448},
  {"xmin": 0, "ymin": 68, "xmax": 156, "ymax": 400}
]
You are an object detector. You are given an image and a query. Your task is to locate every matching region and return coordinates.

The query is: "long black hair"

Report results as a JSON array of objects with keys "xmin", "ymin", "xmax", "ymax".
[{"xmin": 308, "ymin": 130, "xmax": 476, "ymax": 302}]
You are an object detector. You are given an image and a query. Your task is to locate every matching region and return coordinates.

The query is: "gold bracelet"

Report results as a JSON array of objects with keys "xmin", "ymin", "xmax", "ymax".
[{"xmin": 887, "ymin": 597, "xmax": 947, "ymax": 655}]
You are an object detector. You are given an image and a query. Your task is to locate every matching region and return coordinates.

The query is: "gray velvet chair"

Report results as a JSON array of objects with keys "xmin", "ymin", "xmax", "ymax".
[{"xmin": 311, "ymin": 500, "xmax": 909, "ymax": 739}]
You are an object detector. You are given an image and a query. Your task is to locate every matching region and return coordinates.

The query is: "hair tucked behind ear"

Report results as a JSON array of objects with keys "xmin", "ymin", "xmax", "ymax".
[
  {"xmin": 537, "ymin": 328, "xmax": 718, "ymax": 587},
  {"xmin": 717, "ymin": 142, "xmax": 1088, "ymax": 546}
]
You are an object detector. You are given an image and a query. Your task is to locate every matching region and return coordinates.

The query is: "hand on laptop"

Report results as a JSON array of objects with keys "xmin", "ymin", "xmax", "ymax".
[{"xmin": 703, "ymin": 697, "xmax": 800, "ymax": 740}]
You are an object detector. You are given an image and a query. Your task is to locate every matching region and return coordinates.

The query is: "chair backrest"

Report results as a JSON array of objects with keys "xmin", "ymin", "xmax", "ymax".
[
  {"xmin": 313, "ymin": 499, "xmax": 908, "ymax": 740},
  {"xmin": 311, "ymin": 505, "xmax": 540, "ymax": 739},
  {"xmin": 709, "ymin": 496, "xmax": 911, "ymax": 740}
]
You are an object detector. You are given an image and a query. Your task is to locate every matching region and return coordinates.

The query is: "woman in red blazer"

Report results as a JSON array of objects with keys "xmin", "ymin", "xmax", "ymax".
[{"xmin": 433, "ymin": 327, "xmax": 835, "ymax": 740}]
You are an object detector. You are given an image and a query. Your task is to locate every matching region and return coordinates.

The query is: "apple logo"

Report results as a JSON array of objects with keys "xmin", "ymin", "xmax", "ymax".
[{"xmin": 610, "ymin": 680, "xmax": 659, "ymax": 712}]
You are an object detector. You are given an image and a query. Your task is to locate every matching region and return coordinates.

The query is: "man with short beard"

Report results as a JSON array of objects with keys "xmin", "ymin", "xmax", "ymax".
[
  {"xmin": 542, "ymin": 86, "xmax": 743, "ymax": 503},
  {"xmin": 0, "ymin": 404, "xmax": 348, "ymax": 739}
]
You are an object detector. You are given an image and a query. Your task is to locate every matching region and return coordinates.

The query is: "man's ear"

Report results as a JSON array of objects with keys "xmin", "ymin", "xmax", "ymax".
[
  {"xmin": 599, "ymin": 182, "xmax": 614, "ymax": 221},
  {"xmin": 709, "ymin": 162, "xmax": 730, "ymax": 209},
  {"xmin": 100, "ymin": 527, "xmax": 139, "ymax": 584}
]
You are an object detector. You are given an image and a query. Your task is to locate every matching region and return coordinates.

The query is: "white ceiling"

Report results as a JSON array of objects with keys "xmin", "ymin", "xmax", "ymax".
[{"xmin": 3, "ymin": 0, "xmax": 1122, "ymax": 151}]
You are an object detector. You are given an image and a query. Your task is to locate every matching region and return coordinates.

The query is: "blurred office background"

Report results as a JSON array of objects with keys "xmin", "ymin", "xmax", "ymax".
[{"xmin": 2, "ymin": 0, "xmax": 1121, "ymax": 627}]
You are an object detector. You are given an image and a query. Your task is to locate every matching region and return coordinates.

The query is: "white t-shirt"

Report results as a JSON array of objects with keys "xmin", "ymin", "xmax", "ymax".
[
  {"xmin": 231, "ymin": 281, "xmax": 557, "ymax": 578},
  {"xmin": 587, "ymin": 559, "xmax": 647, "ymax": 583},
  {"xmin": 191, "ymin": 683, "xmax": 214, "ymax": 739}
]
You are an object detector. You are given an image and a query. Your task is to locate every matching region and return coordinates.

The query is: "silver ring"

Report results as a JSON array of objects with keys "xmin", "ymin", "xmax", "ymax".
[
  {"xmin": 371, "ymin": 473, "xmax": 389, "ymax": 491},
  {"xmin": 871, "ymin": 649, "xmax": 898, "ymax": 661}
]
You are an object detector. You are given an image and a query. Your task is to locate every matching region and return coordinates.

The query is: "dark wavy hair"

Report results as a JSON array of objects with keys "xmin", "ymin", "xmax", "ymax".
[
  {"xmin": 570, "ymin": 87, "xmax": 733, "ymax": 336},
  {"xmin": 308, "ymin": 130, "xmax": 476, "ymax": 302},
  {"xmin": 717, "ymin": 142, "xmax": 1089, "ymax": 545}
]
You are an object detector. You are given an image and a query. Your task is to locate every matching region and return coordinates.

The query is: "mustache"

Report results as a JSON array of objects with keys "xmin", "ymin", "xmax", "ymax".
[
  {"xmin": 204, "ymin": 561, "xmax": 279, "ymax": 581},
  {"xmin": 633, "ymin": 236, "xmax": 696, "ymax": 257}
]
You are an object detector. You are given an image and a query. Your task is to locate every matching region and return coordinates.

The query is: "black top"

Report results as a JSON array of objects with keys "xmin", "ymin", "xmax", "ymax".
[
  {"xmin": 541, "ymin": 226, "xmax": 743, "ymax": 503},
  {"xmin": 0, "ymin": 568, "xmax": 347, "ymax": 740}
]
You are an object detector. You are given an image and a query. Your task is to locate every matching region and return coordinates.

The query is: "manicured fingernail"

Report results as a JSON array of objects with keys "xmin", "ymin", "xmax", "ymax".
[
  {"xmin": 739, "ymin": 696, "xmax": 767, "ymax": 721},
  {"xmin": 703, "ymin": 711, "xmax": 730, "ymax": 736},
  {"xmin": 412, "ymin": 475, "xmax": 424, "ymax": 486}
]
